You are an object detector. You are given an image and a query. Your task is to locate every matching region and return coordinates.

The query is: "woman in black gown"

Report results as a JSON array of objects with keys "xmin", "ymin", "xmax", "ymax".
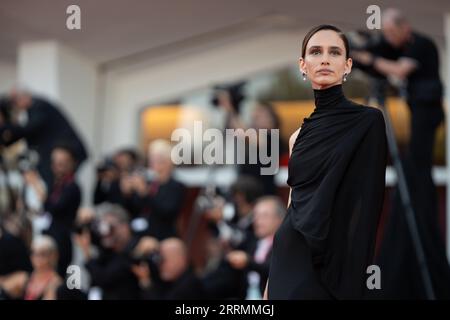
[{"xmin": 265, "ymin": 25, "xmax": 388, "ymax": 299}]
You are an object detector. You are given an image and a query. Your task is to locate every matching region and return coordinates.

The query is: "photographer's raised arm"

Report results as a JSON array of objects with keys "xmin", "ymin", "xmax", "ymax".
[
  {"xmin": 373, "ymin": 56, "xmax": 417, "ymax": 80},
  {"xmin": 352, "ymin": 51, "xmax": 417, "ymax": 80}
]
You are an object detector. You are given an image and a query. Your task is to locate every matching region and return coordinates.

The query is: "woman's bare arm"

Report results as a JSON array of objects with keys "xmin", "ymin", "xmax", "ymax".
[
  {"xmin": 287, "ymin": 127, "xmax": 301, "ymax": 208},
  {"xmin": 263, "ymin": 280, "xmax": 269, "ymax": 300}
]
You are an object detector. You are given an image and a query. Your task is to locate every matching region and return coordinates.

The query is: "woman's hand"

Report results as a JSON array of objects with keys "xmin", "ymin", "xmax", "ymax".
[
  {"xmin": 204, "ymin": 197, "xmax": 225, "ymax": 223},
  {"xmin": 226, "ymin": 250, "xmax": 249, "ymax": 270},
  {"xmin": 133, "ymin": 236, "xmax": 159, "ymax": 257},
  {"xmin": 352, "ymin": 51, "xmax": 374, "ymax": 66},
  {"xmin": 131, "ymin": 262, "xmax": 152, "ymax": 288},
  {"xmin": 76, "ymin": 207, "xmax": 95, "ymax": 225},
  {"xmin": 23, "ymin": 170, "xmax": 47, "ymax": 203},
  {"xmin": 131, "ymin": 175, "xmax": 148, "ymax": 197},
  {"xmin": 0, "ymin": 271, "xmax": 28, "ymax": 299},
  {"xmin": 120, "ymin": 175, "xmax": 134, "ymax": 196},
  {"xmin": 42, "ymin": 274, "xmax": 63, "ymax": 300},
  {"xmin": 74, "ymin": 230, "xmax": 92, "ymax": 260}
]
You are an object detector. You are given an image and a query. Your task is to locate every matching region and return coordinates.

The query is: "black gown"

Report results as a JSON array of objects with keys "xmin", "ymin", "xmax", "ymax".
[{"xmin": 268, "ymin": 84, "xmax": 387, "ymax": 299}]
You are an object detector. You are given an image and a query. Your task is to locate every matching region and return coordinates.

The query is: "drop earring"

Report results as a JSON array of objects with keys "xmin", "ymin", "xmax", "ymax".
[
  {"xmin": 343, "ymin": 73, "xmax": 348, "ymax": 82},
  {"xmin": 302, "ymin": 72, "xmax": 307, "ymax": 81}
]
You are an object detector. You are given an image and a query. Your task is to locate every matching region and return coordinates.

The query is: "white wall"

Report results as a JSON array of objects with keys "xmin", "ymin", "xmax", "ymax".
[
  {"xmin": 18, "ymin": 42, "xmax": 59, "ymax": 101},
  {"xmin": 0, "ymin": 61, "xmax": 17, "ymax": 94},
  {"xmin": 56, "ymin": 44, "xmax": 99, "ymax": 204},
  {"xmin": 18, "ymin": 41, "xmax": 98, "ymax": 204}
]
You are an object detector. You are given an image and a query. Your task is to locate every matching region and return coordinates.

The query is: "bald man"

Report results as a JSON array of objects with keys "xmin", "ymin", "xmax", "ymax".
[{"xmin": 132, "ymin": 238, "xmax": 204, "ymax": 300}]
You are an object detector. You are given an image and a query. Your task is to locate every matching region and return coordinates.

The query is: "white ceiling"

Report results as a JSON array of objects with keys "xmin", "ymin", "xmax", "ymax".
[{"xmin": 1, "ymin": 0, "xmax": 449, "ymax": 65}]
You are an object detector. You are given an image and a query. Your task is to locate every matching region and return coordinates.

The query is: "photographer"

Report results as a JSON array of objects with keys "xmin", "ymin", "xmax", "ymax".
[
  {"xmin": 0, "ymin": 89, "xmax": 87, "ymax": 188},
  {"xmin": 0, "ymin": 235, "xmax": 61, "ymax": 300},
  {"xmin": 240, "ymin": 102, "xmax": 285, "ymax": 195},
  {"xmin": 213, "ymin": 83, "xmax": 283, "ymax": 195},
  {"xmin": 131, "ymin": 237, "xmax": 204, "ymax": 300},
  {"xmin": 0, "ymin": 140, "xmax": 45, "ymax": 217},
  {"xmin": 93, "ymin": 148, "xmax": 140, "ymax": 206},
  {"xmin": 225, "ymin": 196, "xmax": 284, "ymax": 299},
  {"xmin": 0, "ymin": 215, "xmax": 33, "ymax": 289},
  {"xmin": 352, "ymin": 8, "xmax": 450, "ymax": 299},
  {"xmin": 201, "ymin": 175, "xmax": 264, "ymax": 299},
  {"xmin": 74, "ymin": 203, "xmax": 140, "ymax": 300},
  {"xmin": 205, "ymin": 175, "xmax": 264, "ymax": 251},
  {"xmin": 122, "ymin": 140, "xmax": 186, "ymax": 240},
  {"xmin": 39, "ymin": 144, "xmax": 81, "ymax": 277},
  {"xmin": 212, "ymin": 83, "xmax": 247, "ymax": 131}
]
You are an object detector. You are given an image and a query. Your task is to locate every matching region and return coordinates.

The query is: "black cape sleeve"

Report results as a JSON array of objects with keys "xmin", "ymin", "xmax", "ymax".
[{"xmin": 288, "ymin": 105, "xmax": 387, "ymax": 299}]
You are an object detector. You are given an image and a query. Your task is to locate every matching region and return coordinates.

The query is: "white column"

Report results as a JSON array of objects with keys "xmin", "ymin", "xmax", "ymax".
[
  {"xmin": 0, "ymin": 61, "xmax": 17, "ymax": 93},
  {"xmin": 445, "ymin": 14, "xmax": 450, "ymax": 262},
  {"xmin": 17, "ymin": 40, "xmax": 98, "ymax": 204}
]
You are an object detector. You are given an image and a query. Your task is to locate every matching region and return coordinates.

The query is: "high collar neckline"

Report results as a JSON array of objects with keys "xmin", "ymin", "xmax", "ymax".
[{"xmin": 313, "ymin": 84, "xmax": 346, "ymax": 109}]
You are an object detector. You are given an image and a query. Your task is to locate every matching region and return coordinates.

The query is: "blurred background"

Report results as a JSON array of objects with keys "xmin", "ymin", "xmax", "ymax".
[{"xmin": 0, "ymin": 0, "xmax": 449, "ymax": 300}]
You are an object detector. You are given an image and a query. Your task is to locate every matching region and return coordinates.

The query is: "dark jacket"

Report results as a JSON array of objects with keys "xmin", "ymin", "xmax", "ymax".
[
  {"xmin": 43, "ymin": 174, "xmax": 81, "ymax": 276},
  {"xmin": 85, "ymin": 239, "xmax": 140, "ymax": 300},
  {"xmin": 0, "ymin": 97, "xmax": 87, "ymax": 187},
  {"xmin": 128, "ymin": 177, "xmax": 186, "ymax": 240},
  {"xmin": 140, "ymin": 267, "xmax": 204, "ymax": 300}
]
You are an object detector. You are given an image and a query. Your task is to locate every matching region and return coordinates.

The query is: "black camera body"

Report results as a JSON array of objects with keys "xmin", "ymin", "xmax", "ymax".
[
  {"xmin": 211, "ymin": 82, "xmax": 246, "ymax": 113},
  {"xmin": 0, "ymin": 97, "xmax": 13, "ymax": 124},
  {"xmin": 17, "ymin": 150, "xmax": 40, "ymax": 173},
  {"xmin": 74, "ymin": 222, "xmax": 93, "ymax": 235},
  {"xmin": 130, "ymin": 251, "xmax": 162, "ymax": 266},
  {"xmin": 131, "ymin": 167, "xmax": 157, "ymax": 183},
  {"xmin": 96, "ymin": 157, "xmax": 117, "ymax": 174}
]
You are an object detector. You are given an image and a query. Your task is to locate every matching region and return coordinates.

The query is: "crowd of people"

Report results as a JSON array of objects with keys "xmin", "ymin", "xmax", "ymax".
[
  {"xmin": 0, "ymin": 7, "xmax": 448, "ymax": 300},
  {"xmin": 0, "ymin": 87, "xmax": 287, "ymax": 300}
]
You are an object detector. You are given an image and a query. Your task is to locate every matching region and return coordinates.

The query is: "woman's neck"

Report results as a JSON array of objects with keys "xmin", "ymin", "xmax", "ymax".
[
  {"xmin": 33, "ymin": 268, "xmax": 54, "ymax": 279},
  {"xmin": 311, "ymin": 82, "xmax": 343, "ymax": 90}
]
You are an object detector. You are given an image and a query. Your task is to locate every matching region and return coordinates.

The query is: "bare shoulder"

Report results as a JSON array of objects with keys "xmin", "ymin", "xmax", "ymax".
[{"xmin": 289, "ymin": 127, "xmax": 301, "ymax": 154}]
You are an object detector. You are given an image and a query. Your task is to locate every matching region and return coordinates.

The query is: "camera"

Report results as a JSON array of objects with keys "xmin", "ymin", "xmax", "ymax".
[
  {"xmin": 72, "ymin": 218, "xmax": 112, "ymax": 249},
  {"xmin": 96, "ymin": 156, "xmax": 117, "ymax": 174},
  {"xmin": 346, "ymin": 30, "xmax": 382, "ymax": 52},
  {"xmin": 132, "ymin": 167, "xmax": 157, "ymax": 183},
  {"xmin": 73, "ymin": 220, "xmax": 96, "ymax": 237},
  {"xmin": 73, "ymin": 217, "xmax": 113, "ymax": 237},
  {"xmin": 0, "ymin": 97, "xmax": 13, "ymax": 124},
  {"xmin": 130, "ymin": 251, "xmax": 162, "ymax": 266},
  {"xmin": 211, "ymin": 81, "xmax": 246, "ymax": 113},
  {"xmin": 17, "ymin": 150, "xmax": 40, "ymax": 173}
]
